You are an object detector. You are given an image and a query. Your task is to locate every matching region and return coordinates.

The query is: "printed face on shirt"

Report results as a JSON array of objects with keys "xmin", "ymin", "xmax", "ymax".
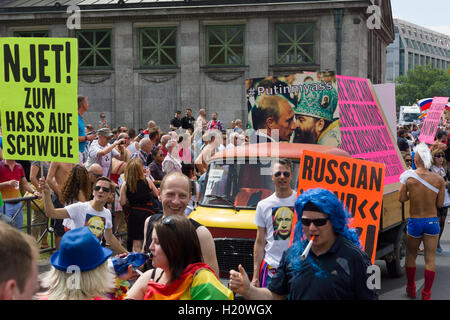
[
  {"xmin": 272, "ymin": 206, "xmax": 294, "ymax": 240},
  {"xmin": 85, "ymin": 214, "xmax": 106, "ymax": 241}
]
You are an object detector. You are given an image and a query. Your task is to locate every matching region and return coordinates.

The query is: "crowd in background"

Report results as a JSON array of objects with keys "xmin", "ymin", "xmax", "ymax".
[
  {"xmin": 1, "ymin": 96, "xmax": 450, "ymax": 300},
  {"xmin": 397, "ymin": 120, "xmax": 450, "ymax": 254}
]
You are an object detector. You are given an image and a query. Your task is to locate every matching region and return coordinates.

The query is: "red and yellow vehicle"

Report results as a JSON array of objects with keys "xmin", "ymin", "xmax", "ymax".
[{"xmin": 190, "ymin": 143, "xmax": 408, "ymax": 278}]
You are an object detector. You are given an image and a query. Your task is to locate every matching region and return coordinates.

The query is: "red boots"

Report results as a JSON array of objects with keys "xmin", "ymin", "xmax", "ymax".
[
  {"xmin": 405, "ymin": 267, "xmax": 416, "ymax": 298},
  {"xmin": 422, "ymin": 269, "xmax": 435, "ymax": 300},
  {"xmin": 406, "ymin": 267, "xmax": 435, "ymax": 300}
]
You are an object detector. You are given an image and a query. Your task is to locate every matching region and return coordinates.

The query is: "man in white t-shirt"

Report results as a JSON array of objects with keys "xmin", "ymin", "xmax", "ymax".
[
  {"xmin": 252, "ymin": 158, "xmax": 297, "ymax": 288},
  {"xmin": 85, "ymin": 127, "xmax": 126, "ymax": 177},
  {"xmin": 40, "ymin": 176, "xmax": 127, "ymax": 254}
]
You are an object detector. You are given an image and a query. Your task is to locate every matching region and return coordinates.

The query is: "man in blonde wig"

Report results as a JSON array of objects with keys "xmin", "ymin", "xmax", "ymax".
[
  {"xmin": 399, "ymin": 143, "xmax": 445, "ymax": 300},
  {"xmin": 39, "ymin": 227, "xmax": 116, "ymax": 300}
]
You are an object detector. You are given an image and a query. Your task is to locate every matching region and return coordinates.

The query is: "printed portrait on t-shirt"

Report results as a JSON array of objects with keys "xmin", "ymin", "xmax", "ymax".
[
  {"xmin": 272, "ymin": 206, "xmax": 294, "ymax": 240},
  {"xmin": 84, "ymin": 214, "xmax": 106, "ymax": 241}
]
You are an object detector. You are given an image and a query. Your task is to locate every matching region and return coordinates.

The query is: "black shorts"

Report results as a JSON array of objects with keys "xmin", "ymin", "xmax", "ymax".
[
  {"xmin": 51, "ymin": 193, "xmax": 66, "ymax": 237},
  {"xmin": 438, "ymin": 206, "xmax": 448, "ymax": 218}
]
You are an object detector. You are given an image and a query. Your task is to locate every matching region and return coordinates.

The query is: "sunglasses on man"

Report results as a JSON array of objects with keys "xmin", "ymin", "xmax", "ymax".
[
  {"xmin": 93, "ymin": 186, "xmax": 111, "ymax": 193},
  {"xmin": 301, "ymin": 217, "xmax": 329, "ymax": 227},
  {"xmin": 274, "ymin": 171, "xmax": 291, "ymax": 178}
]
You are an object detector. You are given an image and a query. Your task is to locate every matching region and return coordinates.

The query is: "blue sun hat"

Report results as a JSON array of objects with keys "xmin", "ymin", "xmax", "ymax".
[{"xmin": 50, "ymin": 227, "xmax": 112, "ymax": 272}]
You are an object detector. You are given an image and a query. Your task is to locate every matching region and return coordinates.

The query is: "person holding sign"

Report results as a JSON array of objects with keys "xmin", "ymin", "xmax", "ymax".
[
  {"xmin": 399, "ymin": 143, "xmax": 445, "ymax": 300},
  {"xmin": 430, "ymin": 148, "xmax": 449, "ymax": 254},
  {"xmin": 229, "ymin": 188, "xmax": 377, "ymax": 300},
  {"xmin": 78, "ymin": 95, "xmax": 96, "ymax": 164}
]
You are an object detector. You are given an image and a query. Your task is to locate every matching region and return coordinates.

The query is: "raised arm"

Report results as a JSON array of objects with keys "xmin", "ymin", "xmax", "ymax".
[{"xmin": 39, "ymin": 178, "xmax": 70, "ymax": 220}]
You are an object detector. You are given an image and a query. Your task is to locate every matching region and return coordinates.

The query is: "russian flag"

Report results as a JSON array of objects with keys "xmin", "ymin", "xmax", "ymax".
[{"xmin": 418, "ymin": 98, "xmax": 450, "ymax": 112}]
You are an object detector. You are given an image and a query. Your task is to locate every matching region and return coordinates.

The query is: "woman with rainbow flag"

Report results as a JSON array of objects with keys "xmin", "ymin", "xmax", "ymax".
[{"xmin": 126, "ymin": 215, "xmax": 233, "ymax": 300}]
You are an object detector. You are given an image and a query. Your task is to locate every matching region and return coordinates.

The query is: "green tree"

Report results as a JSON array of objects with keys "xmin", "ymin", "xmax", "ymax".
[{"xmin": 395, "ymin": 65, "xmax": 450, "ymax": 107}]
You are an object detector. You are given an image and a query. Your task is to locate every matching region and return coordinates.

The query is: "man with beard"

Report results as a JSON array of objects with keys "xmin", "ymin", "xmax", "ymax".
[{"xmin": 293, "ymin": 77, "xmax": 340, "ymax": 146}]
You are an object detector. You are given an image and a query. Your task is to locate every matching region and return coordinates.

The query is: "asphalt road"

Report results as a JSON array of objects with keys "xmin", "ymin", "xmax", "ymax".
[{"xmin": 377, "ymin": 219, "xmax": 450, "ymax": 300}]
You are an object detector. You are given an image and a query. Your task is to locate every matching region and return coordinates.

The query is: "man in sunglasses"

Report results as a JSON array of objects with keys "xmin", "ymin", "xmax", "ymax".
[
  {"xmin": 252, "ymin": 158, "xmax": 297, "ymax": 288},
  {"xmin": 39, "ymin": 176, "xmax": 127, "ymax": 254},
  {"xmin": 230, "ymin": 188, "xmax": 377, "ymax": 300}
]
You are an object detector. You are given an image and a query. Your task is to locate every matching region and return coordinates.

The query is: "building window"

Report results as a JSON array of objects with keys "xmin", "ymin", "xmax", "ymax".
[
  {"xmin": 408, "ymin": 52, "xmax": 413, "ymax": 70},
  {"xmin": 14, "ymin": 31, "xmax": 48, "ymax": 37},
  {"xmin": 206, "ymin": 25, "xmax": 245, "ymax": 66},
  {"xmin": 399, "ymin": 49, "xmax": 405, "ymax": 76},
  {"xmin": 76, "ymin": 30, "xmax": 112, "ymax": 68},
  {"xmin": 274, "ymin": 23, "xmax": 316, "ymax": 65},
  {"xmin": 421, "ymin": 55, "xmax": 425, "ymax": 65},
  {"xmin": 405, "ymin": 38, "xmax": 413, "ymax": 49},
  {"xmin": 140, "ymin": 27, "xmax": 177, "ymax": 67}
]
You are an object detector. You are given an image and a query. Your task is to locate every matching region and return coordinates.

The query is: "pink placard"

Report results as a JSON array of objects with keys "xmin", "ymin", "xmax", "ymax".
[
  {"xmin": 418, "ymin": 97, "xmax": 449, "ymax": 144},
  {"xmin": 336, "ymin": 75, "xmax": 404, "ymax": 185}
]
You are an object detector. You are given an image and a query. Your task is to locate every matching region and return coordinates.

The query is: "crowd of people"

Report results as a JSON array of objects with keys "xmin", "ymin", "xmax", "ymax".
[
  {"xmin": 396, "ymin": 119, "xmax": 450, "ymax": 300},
  {"xmin": 0, "ymin": 93, "xmax": 449, "ymax": 301},
  {"xmin": 0, "ymin": 94, "xmax": 252, "ymax": 301}
]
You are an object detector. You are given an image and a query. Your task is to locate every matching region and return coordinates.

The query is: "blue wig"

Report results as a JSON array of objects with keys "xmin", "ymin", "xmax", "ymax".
[{"xmin": 287, "ymin": 188, "xmax": 361, "ymax": 275}]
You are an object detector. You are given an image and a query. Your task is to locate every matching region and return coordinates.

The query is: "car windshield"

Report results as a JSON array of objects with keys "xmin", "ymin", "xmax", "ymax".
[
  {"xmin": 403, "ymin": 112, "xmax": 420, "ymax": 122},
  {"xmin": 199, "ymin": 159, "xmax": 300, "ymax": 209}
]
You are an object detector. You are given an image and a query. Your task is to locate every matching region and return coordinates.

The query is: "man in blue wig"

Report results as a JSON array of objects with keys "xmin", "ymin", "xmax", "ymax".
[{"xmin": 229, "ymin": 188, "xmax": 378, "ymax": 300}]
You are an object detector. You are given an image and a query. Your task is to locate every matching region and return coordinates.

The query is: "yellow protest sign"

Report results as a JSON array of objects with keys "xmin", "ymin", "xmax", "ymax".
[{"xmin": 0, "ymin": 37, "xmax": 78, "ymax": 163}]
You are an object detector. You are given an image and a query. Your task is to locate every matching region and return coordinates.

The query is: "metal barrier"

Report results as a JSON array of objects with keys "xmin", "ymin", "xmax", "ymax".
[{"xmin": 1, "ymin": 195, "xmax": 55, "ymax": 254}]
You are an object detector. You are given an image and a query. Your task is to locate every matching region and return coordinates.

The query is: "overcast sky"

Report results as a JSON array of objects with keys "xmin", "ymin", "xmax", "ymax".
[{"xmin": 390, "ymin": 0, "xmax": 450, "ymax": 36}]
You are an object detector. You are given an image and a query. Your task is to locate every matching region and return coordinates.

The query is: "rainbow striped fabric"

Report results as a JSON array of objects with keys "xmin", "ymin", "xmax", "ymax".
[{"xmin": 144, "ymin": 263, "xmax": 233, "ymax": 300}]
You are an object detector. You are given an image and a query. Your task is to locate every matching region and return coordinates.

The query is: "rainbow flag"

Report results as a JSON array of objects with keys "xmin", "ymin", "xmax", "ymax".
[{"xmin": 143, "ymin": 263, "xmax": 233, "ymax": 300}]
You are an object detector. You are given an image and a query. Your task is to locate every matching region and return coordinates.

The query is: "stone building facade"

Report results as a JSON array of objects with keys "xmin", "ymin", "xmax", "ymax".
[
  {"xmin": 386, "ymin": 18, "xmax": 450, "ymax": 83},
  {"xmin": 0, "ymin": 0, "xmax": 394, "ymax": 130}
]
